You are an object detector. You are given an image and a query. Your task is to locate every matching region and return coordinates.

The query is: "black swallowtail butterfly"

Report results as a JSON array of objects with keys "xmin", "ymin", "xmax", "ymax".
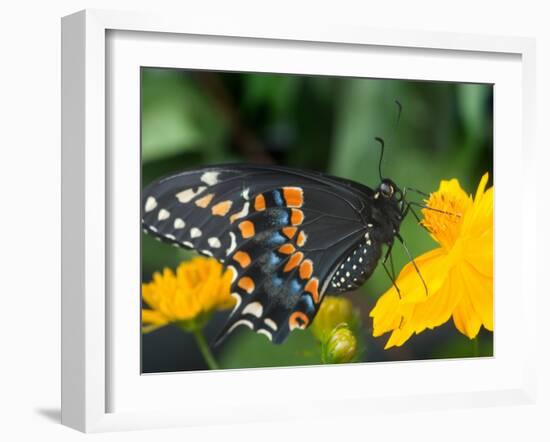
[{"xmin": 141, "ymin": 155, "xmax": 422, "ymax": 344}]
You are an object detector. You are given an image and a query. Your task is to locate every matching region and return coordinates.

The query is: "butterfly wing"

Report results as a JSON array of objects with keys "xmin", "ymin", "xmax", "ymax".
[{"xmin": 142, "ymin": 164, "xmax": 371, "ymax": 344}]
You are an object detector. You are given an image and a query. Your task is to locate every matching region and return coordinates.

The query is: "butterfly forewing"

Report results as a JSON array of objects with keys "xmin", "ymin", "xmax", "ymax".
[{"xmin": 142, "ymin": 164, "xmax": 374, "ymax": 343}]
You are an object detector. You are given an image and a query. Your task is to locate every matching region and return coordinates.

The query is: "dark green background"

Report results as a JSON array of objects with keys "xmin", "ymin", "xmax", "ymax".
[{"xmin": 141, "ymin": 68, "xmax": 493, "ymax": 373}]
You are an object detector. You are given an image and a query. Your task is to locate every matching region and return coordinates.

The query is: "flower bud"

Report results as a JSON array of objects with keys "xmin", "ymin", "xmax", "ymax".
[
  {"xmin": 322, "ymin": 324, "xmax": 358, "ymax": 364},
  {"xmin": 311, "ymin": 296, "xmax": 356, "ymax": 342}
]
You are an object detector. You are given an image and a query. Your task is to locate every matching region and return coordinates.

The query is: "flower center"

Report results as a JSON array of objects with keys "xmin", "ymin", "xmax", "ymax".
[{"xmin": 421, "ymin": 180, "xmax": 471, "ymax": 250}]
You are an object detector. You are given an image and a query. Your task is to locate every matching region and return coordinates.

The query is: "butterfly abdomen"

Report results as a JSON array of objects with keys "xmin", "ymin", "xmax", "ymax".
[{"xmin": 329, "ymin": 229, "xmax": 382, "ymax": 293}]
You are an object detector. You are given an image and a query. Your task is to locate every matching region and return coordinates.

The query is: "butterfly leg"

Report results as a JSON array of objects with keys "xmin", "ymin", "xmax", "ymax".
[
  {"xmin": 401, "ymin": 200, "xmax": 432, "ymax": 235},
  {"xmin": 395, "ymin": 233, "xmax": 429, "ymax": 297},
  {"xmin": 382, "ymin": 260, "xmax": 401, "ymax": 299},
  {"xmin": 381, "ymin": 241, "xmax": 401, "ymax": 298}
]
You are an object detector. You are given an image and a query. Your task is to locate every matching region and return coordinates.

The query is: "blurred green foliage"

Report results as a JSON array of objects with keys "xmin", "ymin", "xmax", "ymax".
[{"xmin": 141, "ymin": 68, "xmax": 493, "ymax": 373}]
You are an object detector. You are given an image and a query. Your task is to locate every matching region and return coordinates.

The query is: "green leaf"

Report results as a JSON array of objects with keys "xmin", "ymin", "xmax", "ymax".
[
  {"xmin": 141, "ymin": 68, "xmax": 228, "ymax": 163},
  {"xmin": 218, "ymin": 328, "xmax": 321, "ymax": 368}
]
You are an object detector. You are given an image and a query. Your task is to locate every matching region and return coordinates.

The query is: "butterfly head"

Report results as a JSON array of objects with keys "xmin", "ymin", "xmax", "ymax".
[
  {"xmin": 378, "ymin": 178, "xmax": 403, "ymax": 202},
  {"xmin": 371, "ymin": 178, "xmax": 405, "ymax": 241}
]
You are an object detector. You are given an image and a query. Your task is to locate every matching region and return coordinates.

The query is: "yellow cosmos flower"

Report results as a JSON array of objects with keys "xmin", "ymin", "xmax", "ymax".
[
  {"xmin": 370, "ymin": 173, "xmax": 493, "ymax": 349},
  {"xmin": 142, "ymin": 257, "xmax": 234, "ymax": 333}
]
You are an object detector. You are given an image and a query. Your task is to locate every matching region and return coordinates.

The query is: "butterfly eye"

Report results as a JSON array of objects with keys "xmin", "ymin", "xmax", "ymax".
[{"xmin": 380, "ymin": 182, "xmax": 394, "ymax": 198}]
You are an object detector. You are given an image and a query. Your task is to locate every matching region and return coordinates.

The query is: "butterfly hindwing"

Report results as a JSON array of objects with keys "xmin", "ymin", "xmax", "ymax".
[{"xmin": 142, "ymin": 164, "xmax": 373, "ymax": 343}]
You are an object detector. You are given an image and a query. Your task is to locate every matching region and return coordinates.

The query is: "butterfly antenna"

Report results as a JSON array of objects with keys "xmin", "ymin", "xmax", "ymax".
[
  {"xmin": 403, "ymin": 186, "xmax": 430, "ymax": 198},
  {"xmin": 374, "ymin": 136, "xmax": 385, "ymax": 181},
  {"xmin": 407, "ymin": 201, "xmax": 461, "ymax": 218},
  {"xmin": 395, "ymin": 99, "xmax": 403, "ymax": 127}
]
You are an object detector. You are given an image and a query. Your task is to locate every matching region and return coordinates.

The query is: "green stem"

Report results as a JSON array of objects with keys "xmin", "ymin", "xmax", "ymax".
[{"xmin": 193, "ymin": 329, "xmax": 220, "ymax": 370}]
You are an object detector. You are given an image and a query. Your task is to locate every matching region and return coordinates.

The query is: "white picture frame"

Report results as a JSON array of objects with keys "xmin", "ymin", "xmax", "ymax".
[{"xmin": 61, "ymin": 9, "xmax": 537, "ymax": 433}]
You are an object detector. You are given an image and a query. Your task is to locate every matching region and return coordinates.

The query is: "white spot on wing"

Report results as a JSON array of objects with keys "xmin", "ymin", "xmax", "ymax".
[
  {"xmin": 183, "ymin": 241, "xmax": 193, "ymax": 248},
  {"xmin": 227, "ymin": 265, "xmax": 238, "ymax": 283},
  {"xmin": 208, "ymin": 237, "xmax": 221, "ymax": 248},
  {"xmin": 226, "ymin": 319, "xmax": 254, "ymax": 335},
  {"xmin": 201, "ymin": 249, "xmax": 213, "ymax": 256},
  {"xmin": 149, "ymin": 226, "xmax": 158, "ymax": 233},
  {"xmin": 200, "ymin": 171, "xmax": 220, "ymax": 186},
  {"xmin": 158, "ymin": 208, "xmax": 170, "ymax": 221},
  {"xmin": 230, "ymin": 292, "xmax": 242, "ymax": 314},
  {"xmin": 174, "ymin": 218, "xmax": 185, "ymax": 229},
  {"xmin": 230, "ymin": 202, "xmax": 250, "ymax": 222},
  {"xmin": 242, "ymin": 187, "xmax": 250, "ymax": 200},
  {"xmin": 165, "ymin": 234, "xmax": 176, "ymax": 240},
  {"xmin": 176, "ymin": 186, "xmax": 206, "ymax": 203},
  {"xmin": 257, "ymin": 329, "xmax": 273, "ymax": 341},
  {"xmin": 145, "ymin": 196, "xmax": 157, "ymax": 212},
  {"xmin": 264, "ymin": 318, "xmax": 278, "ymax": 331},
  {"xmin": 242, "ymin": 301, "xmax": 263, "ymax": 318},
  {"xmin": 190, "ymin": 227, "xmax": 202, "ymax": 238},
  {"xmin": 226, "ymin": 232, "xmax": 237, "ymax": 256}
]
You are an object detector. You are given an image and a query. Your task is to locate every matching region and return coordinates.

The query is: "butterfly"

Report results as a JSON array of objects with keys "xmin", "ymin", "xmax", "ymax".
[{"xmin": 141, "ymin": 161, "xmax": 412, "ymax": 344}]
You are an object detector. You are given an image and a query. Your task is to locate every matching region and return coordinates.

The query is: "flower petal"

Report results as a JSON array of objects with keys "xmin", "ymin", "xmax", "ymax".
[
  {"xmin": 396, "ymin": 248, "xmax": 450, "ymax": 304},
  {"xmin": 384, "ymin": 323, "xmax": 415, "ymax": 349},
  {"xmin": 408, "ymin": 267, "xmax": 462, "ymax": 332},
  {"xmin": 474, "ymin": 172, "xmax": 489, "ymax": 203},
  {"xmin": 452, "ymin": 297, "xmax": 482, "ymax": 339},
  {"xmin": 451, "ymin": 266, "xmax": 483, "ymax": 339},
  {"xmin": 459, "ymin": 262, "xmax": 493, "ymax": 331},
  {"xmin": 370, "ymin": 289, "xmax": 400, "ymax": 336},
  {"xmin": 464, "ymin": 230, "xmax": 493, "ymax": 278},
  {"xmin": 142, "ymin": 308, "xmax": 169, "ymax": 325},
  {"xmin": 370, "ymin": 248, "xmax": 449, "ymax": 342}
]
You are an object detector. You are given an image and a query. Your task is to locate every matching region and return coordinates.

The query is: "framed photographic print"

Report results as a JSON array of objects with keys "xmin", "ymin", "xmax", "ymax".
[{"xmin": 61, "ymin": 9, "xmax": 537, "ymax": 432}]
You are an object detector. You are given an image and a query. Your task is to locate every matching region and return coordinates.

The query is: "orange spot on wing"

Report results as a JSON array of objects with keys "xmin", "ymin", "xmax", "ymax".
[
  {"xmin": 299, "ymin": 259, "xmax": 313, "ymax": 279},
  {"xmin": 304, "ymin": 278, "xmax": 319, "ymax": 303},
  {"xmin": 238, "ymin": 220, "xmax": 255, "ymax": 239},
  {"xmin": 289, "ymin": 311, "xmax": 309, "ymax": 330},
  {"xmin": 238, "ymin": 276, "xmax": 255, "ymax": 294},
  {"xmin": 283, "ymin": 187, "xmax": 303, "ymax": 208},
  {"xmin": 290, "ymin": 209, "xmax": 304, "ymax": 225},
  {"xmin": 278, "ymin": 243, "xmax": 295, "ymax": 255},
  {"xmin": 283, "ymin": 252, "xmax": 304, "ymax": 272},
  {"xmin": 211, "ymin": 200, "xmax": 232, "ymax": 216},
  {"xmin": 195, "ymin": 193, "xmax": 214, "ymax": 208},
  {"xmin": 233, "ymin": 251, "xmax": 251, "ymax": 268},
  {"xmin": 254, "ymin": 194, "xmax": 266, "ymax": 211},
  {"xmin": 296, "ymin": 231, "xmax": 307, "ymax": 246},
  {"xmin": 282, "ymin": 227, "xmax": 297, "ymax": 239}
]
